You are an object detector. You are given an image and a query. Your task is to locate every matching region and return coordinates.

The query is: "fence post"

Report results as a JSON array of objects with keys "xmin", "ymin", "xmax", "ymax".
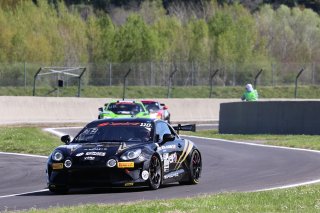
[
  {"xmin": 109, "ymin": 63, "xmax": 112, "ymax": 86},
  {"xmin": 254, "ymin": 69, "xmax": 263, "ymax": 89},
  {"xmin": 295, "ymin": 68, "xmax": 305, "ymax": 99},
  {"xmin": 271, "ymin": 63, "xmax": 275, "ymax": 86},
  {"xmin": 24, "ymin": 62, "xmax": 27, "ymax": 90},
  {"xmin": 312, "ymin": 62, "xmax": 315, "ymax": 85},
  {"xmin": 122, "ymin": 68, "xmax": 132, "ymax": 100},
  {"xmin": 209, "ymin": 69, "xmax": 219, "ymax": 98},
  {"xmin": 33, "ymin": 68, "xmax": 42, "ymax": 96},
  {"xmin": 233, "ymin": 63, "xmax": 236, "ymax": 86},
  {"xmin": 77, "ymin": 68, "xmax": 86, "ymax": 97},
  {"xmin": 167, "ymin": 65, "xmax": 178, "ymax": 98}
]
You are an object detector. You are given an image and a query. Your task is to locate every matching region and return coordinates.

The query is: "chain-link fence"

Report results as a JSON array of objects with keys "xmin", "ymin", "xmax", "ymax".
[{"xmin": 1, "ymin": 61, "xmax": 319, "ymax": 89}]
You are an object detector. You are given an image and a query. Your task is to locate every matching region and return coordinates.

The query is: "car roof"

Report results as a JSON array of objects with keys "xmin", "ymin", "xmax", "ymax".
[
  {"xmin": 89, "ymin": 117, "xmax": 157, "ymax": 126},
  {"xmin": 109, "ymin": 100, "xmax": 144, "ymax": 104},
  {"xmin": 141, "ymin": 100, "xmax": 157, "ymax": 103}
]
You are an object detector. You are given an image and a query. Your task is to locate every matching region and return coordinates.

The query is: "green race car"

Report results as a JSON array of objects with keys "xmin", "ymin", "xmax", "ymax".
[{"xmin": 98, "ymin": 100, "xmax": 150, "ymax": 119}]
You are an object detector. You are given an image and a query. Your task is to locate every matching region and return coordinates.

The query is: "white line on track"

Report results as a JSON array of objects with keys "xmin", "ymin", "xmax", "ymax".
[
  {"xmin": 254, "ymin": 179, "xmax": 320, "ymax": 192},
  {"xmin": 0, "ymin": 152, "xmax": 47, "ymax": 158},
  {"xmin": 182, "ymin": 135, "xmax": 320, "ymax": 191},
  {"xmin": 0, "ymin": 189, "xmax": 48, "ymax": 199}
]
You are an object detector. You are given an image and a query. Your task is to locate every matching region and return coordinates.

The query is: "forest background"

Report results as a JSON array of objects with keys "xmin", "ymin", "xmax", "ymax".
[{"xmin": 1, "ymin": 0, "xmax": 320, "ymax": 89}]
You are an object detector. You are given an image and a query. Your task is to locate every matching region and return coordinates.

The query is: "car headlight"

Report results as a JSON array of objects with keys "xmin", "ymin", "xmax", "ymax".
[
  {"xmin": 52, "ymin": 150, "xmax": 64, "ymax": 161},
  {"xmin": 102, "ymin": 112, "xmax": 112, "ymax": 118},
  {"xmin": 120, "ymin": 149, "xmax": 142, "ymax": 160}
]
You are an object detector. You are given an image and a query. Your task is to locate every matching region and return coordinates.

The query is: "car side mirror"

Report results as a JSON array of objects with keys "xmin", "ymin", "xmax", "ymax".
[
  {"xmin": 162, "ymin": 133, "xmax": 175, "ymax": 143},
  {"xmin": 98, "ymin": 107, "xmax": 103, "ymax": 112},
  {"xmin": 61, "ymin": 135, "xmax": 71, "ymax": 145}
]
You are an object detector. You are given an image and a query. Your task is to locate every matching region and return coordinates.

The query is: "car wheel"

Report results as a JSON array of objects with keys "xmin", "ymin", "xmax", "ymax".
[
  {"xmin": 148, "ymin": 155, "xmax": 162, "ymax": 190},
  {"xmin": 49, "ymin": 185, "xmax": 69, "ymax": 194},
  {"xmin": 180, "ymin": 150, "xmax": 201, "ymax": 185}
]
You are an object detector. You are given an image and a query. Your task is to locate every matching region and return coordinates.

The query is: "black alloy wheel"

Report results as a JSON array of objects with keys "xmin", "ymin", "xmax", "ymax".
[
  {"xmin": 180, "ymin": 149, "xmax": 202, "ymax": 185},
  {"xmin": 190, "ymin": 150, "xmax": 202, "ymax": 184},
  {"xmin": 148, "ymin": 155, "xmax": 162, "ymax": 190}
]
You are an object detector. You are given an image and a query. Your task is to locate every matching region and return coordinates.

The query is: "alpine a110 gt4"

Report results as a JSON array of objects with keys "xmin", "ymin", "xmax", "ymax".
[
  {"xmin": 47, "ymin": 118, "xmax": 202, "ymax": 193},
  {"xmin": 98, "ymin": 100, "xmax": 150, "ymax": 119}
]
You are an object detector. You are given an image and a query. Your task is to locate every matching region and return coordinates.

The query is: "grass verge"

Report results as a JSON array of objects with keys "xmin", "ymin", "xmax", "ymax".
[
  {"xmin": 26, "ymin": 185, "xmax": 320, "ymax": 212},
  {"xmin": 0, "ymin": 127, "xmax": 61, "ymax": 156},
  {"xmin": 3, "ymin": 85, "xmax": 320, "ymax": 99}
]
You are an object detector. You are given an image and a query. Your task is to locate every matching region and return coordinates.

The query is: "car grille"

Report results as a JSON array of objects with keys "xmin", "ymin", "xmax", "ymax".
[{"xmin": 68, "ymin": 168, "xmax": 130, "ymax": 186}]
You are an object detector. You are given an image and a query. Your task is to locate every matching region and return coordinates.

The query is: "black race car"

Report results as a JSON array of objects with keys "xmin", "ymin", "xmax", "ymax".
[{"xmin": 47, "ymin": 118, "xmax": 202, "ymax": 193}]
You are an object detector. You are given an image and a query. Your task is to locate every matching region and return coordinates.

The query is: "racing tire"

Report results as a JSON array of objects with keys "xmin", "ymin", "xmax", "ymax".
[
  {"xmin": 49, "ymin": 185, "xmax": 69, "ymax": 194},
  {"xmin": 148, "ymin": 155, "xmax": 162, "ymax": 190},
  {"xmin": 179, "ymin": 150, "xmax": 202, "ymax": 185}
]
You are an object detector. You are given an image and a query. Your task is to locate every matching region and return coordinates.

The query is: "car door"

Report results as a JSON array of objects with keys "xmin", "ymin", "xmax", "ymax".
[{"xmin": 155, "ymin": 121, "xmax": 184, "ymax": 182}]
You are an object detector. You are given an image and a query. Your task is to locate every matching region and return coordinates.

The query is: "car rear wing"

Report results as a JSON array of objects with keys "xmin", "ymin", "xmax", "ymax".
[{"xmin": 173, "ymin": 124, "xmax": 196, "ymax": 134}]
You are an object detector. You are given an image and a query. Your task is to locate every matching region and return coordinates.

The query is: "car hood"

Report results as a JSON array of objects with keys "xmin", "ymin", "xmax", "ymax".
[
  {"xmin": 101, "ymin": 110, "xmax": 149, "ymax": 118},
  {"xmin": 58, "ymin": 142, "xmax": 142, "ymax": 157}
]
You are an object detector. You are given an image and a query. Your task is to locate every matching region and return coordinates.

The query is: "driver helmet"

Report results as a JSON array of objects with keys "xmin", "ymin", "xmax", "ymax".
[
  {"xmin": 136, "ymin": 128, "xmax": 150, "ymax": 141},
  {"xmin": 245, "ymin": 83, "xmax": 253, "ymax": 92}
]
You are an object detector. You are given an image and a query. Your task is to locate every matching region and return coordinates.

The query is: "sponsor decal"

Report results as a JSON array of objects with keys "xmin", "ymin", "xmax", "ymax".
[
  {"xmin": 163, "ymin": 153, "xmax": 169, "ymax": 172},
  {"xmin": 82, "ymin": 128, "xmax": 98, "ymax": 135},
  {"xmin": 98, "ymin": 122, "xmax": 141, "ymax": 127},
  {"xmin": 62, "ymin": 145, "xmax": 80, "ymax": 153},
  {"xmin": 175, "ymin": 140, "xmax": 193, "ymax": 170},
  {"xmin": 163, "ymin": 152, "xmax": 177, "ymax": 172},
  {"xmin": 52, "ymin": 163, "xmax": 63, "ymax": 170},
  {"xmin": 141, "ymin": 170, "xmax": 149, "ymax": 180},
  {"xmin": 85, "ymin": 152, "xmax": 106, "ymax": 156},
  {"xmin": 161, "ymin": 144, "xmax": 176, "ymax": 150},
  {"xmin": 84, "ymin": 156, "xmax": 95, "ymax": 160},
  {"xmin": 76, "ymin": 152, "xmax": 84, "ymax": 157},
  {"xmin": 87, "ymin": 148, "xmax": 108, "ymax": 151},
  {"xmin": 164, "ymin": 169, "xmax": 184, "ymax": 179},
  {"xmin": 118, "ymin": 162, "xmax": 134, "ymax": 168},
  {"xmin": 169, "ymin": 152, "xmax": 177, "ymax": 163},
  {"xmin": 124, "ymin": 182, "xmax": 134, "ymax": 187}
]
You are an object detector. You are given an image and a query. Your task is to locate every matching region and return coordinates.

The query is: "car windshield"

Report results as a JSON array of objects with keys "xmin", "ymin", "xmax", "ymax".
[
  {"xmin": 143, "ymin": 102, "xmax": 160, "ymax": 112},
  {"xmin": 73, "ymin": 121, "xmax": 154, "ymax": 143},
  {"xmin": 107, "ymin": 103, "xmax": 144, "ymax": 115}
]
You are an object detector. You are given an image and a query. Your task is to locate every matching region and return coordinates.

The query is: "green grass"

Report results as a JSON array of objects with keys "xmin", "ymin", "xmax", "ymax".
[
  {"xmin": 2, "ymin": 85, "xmax": 320, "ymax": 98},
  {"xmin": 0, "ymin": 127, "xmax": 61, "ymax": 156},
  {"xmin": 24, "ymin": 185, "xmax": 320, "ymax": 212},
  {"xmin": 184, "ymin": 130, "xmax": 320, "ymax": 150}
]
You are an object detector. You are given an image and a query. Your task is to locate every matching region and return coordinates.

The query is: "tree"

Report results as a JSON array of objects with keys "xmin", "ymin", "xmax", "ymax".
[{"xmin": 114, "ymin": 14, "xmax": 159, "ymax": 62}]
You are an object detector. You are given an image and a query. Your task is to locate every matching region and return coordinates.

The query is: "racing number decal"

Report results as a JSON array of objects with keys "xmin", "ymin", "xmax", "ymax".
[{"xmin": 140, "ymin": 123, "xmax": 152, "ymax": 127}]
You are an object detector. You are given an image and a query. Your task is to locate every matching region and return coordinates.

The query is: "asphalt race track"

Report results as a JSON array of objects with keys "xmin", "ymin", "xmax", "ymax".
[{"xmin": 1, "ymin": 127, "xmax": 320, "ymax": 211}]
